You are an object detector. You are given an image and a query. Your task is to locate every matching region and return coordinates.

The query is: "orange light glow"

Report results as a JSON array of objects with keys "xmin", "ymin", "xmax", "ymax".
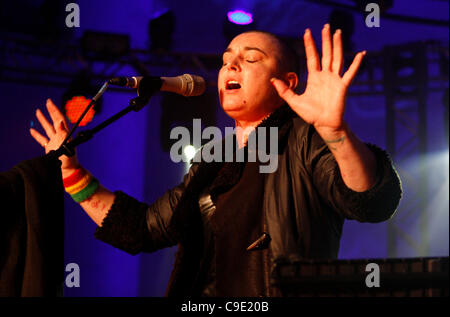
[{"xmin": 65, "ymin": 96, "xmax": 95, "ymax": 126}]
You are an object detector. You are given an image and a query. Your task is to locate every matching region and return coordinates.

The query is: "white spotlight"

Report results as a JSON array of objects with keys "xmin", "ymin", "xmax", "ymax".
[{"xmin": 183, "ymin": 145, "xmax": 197, "ymax": 161}]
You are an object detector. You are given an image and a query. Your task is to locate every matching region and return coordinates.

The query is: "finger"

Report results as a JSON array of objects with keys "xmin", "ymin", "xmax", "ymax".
[
  {"xmin": 56, "ymin": 119, "xmax": 67, "ymax": 134},
  {"xmin": 332, "ymin": 29, "xmax": 343, "ymax": 75},
  {"xmin": 342, "ymin": 51, "xmax": 366, "ymax": 86},
  {"xmin": 303, "ymin": 29, "xmax": 320, "ymax": 73},
  {"xmin": 36, "ymin": 108, "xmax": 56, "ymax": 136},
  {"xmin": 271, "ymin": 78, "xmax": 297, "ymax": 104},
  {"xmin": 46, "ymin": 99, "xmax": 68, "ymax": 130},
  {"xmin": 321, "ymin": 24, "xmax": 332, "ymax": 71},
  {"xmin": 29, "ymin": 128, "xmax": 49, "ymax": 147}
]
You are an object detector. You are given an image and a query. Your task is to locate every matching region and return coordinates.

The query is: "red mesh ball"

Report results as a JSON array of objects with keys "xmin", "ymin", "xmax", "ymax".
[{"xmin": 65, "ymin": 96, "xmax": 95, "ymax": 127}]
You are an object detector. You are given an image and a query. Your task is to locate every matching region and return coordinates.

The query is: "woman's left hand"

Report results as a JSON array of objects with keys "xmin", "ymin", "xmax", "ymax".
[{"xmin": 271, "ymin": 24, "xmax": 366, "ymax": 139}]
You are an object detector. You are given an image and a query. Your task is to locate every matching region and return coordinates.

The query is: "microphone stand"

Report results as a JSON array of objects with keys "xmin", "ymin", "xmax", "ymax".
[{"xmin": 49, "ymin": 82, "xmax": 152, "ymax": 159}]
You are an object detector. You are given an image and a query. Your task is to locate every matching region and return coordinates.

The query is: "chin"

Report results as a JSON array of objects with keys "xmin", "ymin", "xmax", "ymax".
[
  {"xmin": 222, "ymin": 108, "xmax": 245, "ymax": 121},
  {"xmin": 220, "ymin": 99, "xmax": 275, "ymax": 122},
  {"xmin": 223, "ymin": 107, "xmax": 266, "ymax": 123},
  {"xmin": 221, "ymin": 102, "xmax": 245, "ymax": 117}
]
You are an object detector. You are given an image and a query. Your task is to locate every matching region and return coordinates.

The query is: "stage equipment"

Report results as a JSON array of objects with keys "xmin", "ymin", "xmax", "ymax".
[
  {"xmin": 352, "ymin": 0, "xmax": 394, "ymax": 12},
  {"xmin": 223, "ymin": 9, "xmax": 255, "ymax": 42},
  {"xmin": 227, "ymin": 10, "xmax": 253, "ymax": 25},
  {"xmin": 53, "ymin": 71, "xmax": 205, "ymax": 159},
  {"xmin": 62, "ymin": 71, "xmax": 101, "ymax": 126},
  {"xmin": 306, "ymin": 0, "xmax": 447, "ymax": 27},
  {"xmin": 383, "ymin": 43, "xmax": 429, "ymax": 257},
  {"xmin": 81, "ymin": 31, "xmax": 130, "ymax": 60},
  {"xmin": 271, "ymin": 257, "xmax": 448, "ymax": 297},
  {"xmin": 109, "ymin": 74, "xmax": 206, "ymax": 97}
]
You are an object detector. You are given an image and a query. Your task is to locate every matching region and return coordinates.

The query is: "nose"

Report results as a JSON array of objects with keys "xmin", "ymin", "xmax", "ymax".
[{"xmin": 226, "ymin": 57, "xmax": 241, "ymax": 72}]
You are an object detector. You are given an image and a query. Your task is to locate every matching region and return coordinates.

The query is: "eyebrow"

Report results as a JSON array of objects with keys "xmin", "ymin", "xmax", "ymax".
[{"xmin": 223, "ymin": 46, "xmax": 268, "ymax": 56}]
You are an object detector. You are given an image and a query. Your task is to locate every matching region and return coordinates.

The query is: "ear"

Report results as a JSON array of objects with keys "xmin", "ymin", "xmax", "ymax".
[{"xmin": 284, "ymin": 72, "xmax": 298, "ymax": 91}]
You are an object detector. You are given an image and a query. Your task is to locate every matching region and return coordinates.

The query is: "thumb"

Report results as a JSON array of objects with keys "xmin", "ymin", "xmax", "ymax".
[{"xmin": 270, "ymin": 78, "xmax": 297, "ymax": 103}]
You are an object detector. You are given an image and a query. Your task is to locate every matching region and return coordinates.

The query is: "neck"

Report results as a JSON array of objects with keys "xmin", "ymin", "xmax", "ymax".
[
  {"xmin": 234, "ymin": 116, "xmax": 267, "ymax": 148},
  {"xmin": 232, "ymin": 101, "xmax": 286, "ymax": 147}
]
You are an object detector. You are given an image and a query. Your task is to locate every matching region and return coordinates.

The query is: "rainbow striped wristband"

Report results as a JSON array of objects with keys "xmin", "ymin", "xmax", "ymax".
[{"xmin": 63, "ymin": 167, "xmax": 99, "ymax": 203}]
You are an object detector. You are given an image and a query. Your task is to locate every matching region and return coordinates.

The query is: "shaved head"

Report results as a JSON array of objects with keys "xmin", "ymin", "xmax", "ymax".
[{"xmin": 241, "ymin": 30, "xmax": 300, "ymax": 79}]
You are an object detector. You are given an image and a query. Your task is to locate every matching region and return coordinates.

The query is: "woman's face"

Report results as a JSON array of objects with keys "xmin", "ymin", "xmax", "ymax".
[{"xmin": 218, "ymin": 32, "xmax": 286, "ymax": 123}]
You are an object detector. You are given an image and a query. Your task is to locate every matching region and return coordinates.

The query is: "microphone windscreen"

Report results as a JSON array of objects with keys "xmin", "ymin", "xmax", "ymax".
[{"xmin": 180, "ymin": 74, "xmax": 206, "ymax": 96}]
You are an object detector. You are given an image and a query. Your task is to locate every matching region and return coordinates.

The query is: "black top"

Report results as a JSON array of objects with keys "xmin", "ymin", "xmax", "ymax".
[
  {"xmin": 199, "ymin": 160, "xmax": 266, "ymax": 297},
  {"xmin": 94, "ymin": 106, "xmax": 403, "ymax": 297}
]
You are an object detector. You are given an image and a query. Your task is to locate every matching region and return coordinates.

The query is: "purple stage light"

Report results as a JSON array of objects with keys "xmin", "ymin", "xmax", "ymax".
[{"xmin": 227, "ymin": 10, "xmax": 253, "ymax": 25}]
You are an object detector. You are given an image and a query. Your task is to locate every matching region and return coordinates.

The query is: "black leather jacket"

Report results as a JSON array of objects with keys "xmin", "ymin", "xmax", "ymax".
[{"xmin": 95, "ymin": 112, "xmax": 402, "ymax": 297}]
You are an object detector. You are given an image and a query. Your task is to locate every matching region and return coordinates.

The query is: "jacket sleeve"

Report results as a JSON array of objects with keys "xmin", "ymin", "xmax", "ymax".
[
  {"xmin": 301, "ymin": 124, "xmax": 402, "ymax": 223},
  {"xmin": 94, "ymin": 163, "xmax": 199, "ymax": 255}
]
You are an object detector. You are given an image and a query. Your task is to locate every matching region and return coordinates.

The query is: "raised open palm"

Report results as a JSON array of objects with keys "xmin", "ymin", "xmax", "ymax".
[
  {"xmin": 29, "ymin": 99, "xmax": 78, "ymax": 172},
  {"xmin": 272, "ymin": 24, "xmax": 366, "ymax": 136}
]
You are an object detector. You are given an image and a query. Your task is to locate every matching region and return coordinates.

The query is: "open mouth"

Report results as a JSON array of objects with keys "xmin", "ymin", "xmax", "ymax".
[{"xmin": 226, "ymin": 80, "xmax": 241, "ymax": 90}]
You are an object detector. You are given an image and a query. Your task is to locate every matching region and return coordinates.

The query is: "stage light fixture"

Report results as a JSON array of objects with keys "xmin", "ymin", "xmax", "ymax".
[
  {"xmin": 64, "ymin": 96, "xmax": 95, "ymax": 127},
  {"xmin": 227, "ymin": 10, "xmax": 253, "ymax": 25},
  {"xmin": 61, "ymin": 71, "xmax": 101, "ymax": 127},
  {"xmin": 223, "ymin": 9, "xmax": 255, "ymax": 43}
]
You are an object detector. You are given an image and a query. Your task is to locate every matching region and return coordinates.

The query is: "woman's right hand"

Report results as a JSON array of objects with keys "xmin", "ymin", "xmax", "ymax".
[{"xmin": 30, "ymin": 98, "xmax": 79, "ymax": 177}]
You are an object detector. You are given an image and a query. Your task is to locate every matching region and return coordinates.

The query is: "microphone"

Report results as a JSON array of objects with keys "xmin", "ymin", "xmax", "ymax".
[{"xmin": 108, "ymin": 74, "xmax": 206, "ymax": 97}]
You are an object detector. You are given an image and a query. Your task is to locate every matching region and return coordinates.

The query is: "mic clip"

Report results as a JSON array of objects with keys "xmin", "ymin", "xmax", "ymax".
[{"xmin": 137, "ymin": 77, "xmax": 163, "ymax": 99}]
